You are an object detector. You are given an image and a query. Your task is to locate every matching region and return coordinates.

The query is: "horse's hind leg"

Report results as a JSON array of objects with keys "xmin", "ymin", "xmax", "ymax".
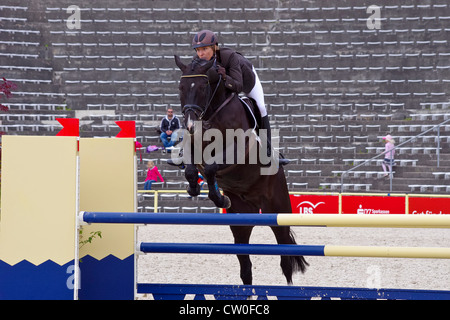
[
  {"xmin": 227, "ymin": 194, "xmax": 257, "ymax": 285},
  {"xmin": 230, "ymin": 225, "xmax": 254, "ymax": 285},
  {"xmin": 270, "ymin": 226, "xmax": 309, "ymax": 285}
]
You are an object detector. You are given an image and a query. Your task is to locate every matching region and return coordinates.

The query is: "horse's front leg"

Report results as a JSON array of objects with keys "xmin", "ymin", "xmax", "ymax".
[
  {"xmin": 204, "ymin": 162, "xmax": 231, "ymax": 209},
  {"xmin": 185, "ymin": 164, "xmax": 201, "ymax": 197}
]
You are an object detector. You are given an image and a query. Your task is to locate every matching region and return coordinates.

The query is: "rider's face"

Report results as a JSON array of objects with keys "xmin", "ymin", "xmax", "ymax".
[{"xmin": 195, "ymin": 46, "xmax": 214, "ymax": 61}]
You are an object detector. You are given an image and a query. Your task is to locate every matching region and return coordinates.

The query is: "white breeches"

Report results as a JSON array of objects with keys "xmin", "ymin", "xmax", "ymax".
[{"xmin": 245, "ymin": 66, "xmax": 268, "ymax": 117}]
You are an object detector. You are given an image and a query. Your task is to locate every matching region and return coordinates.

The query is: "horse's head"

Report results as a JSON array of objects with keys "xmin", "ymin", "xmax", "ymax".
[{"xmin": 175, "ymin": 55, "xmax": 222, "ymax": 133}]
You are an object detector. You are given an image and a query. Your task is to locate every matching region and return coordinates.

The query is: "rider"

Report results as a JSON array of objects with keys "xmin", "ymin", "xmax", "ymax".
[{"xmin": 169, "ymin": 29, "xmax": 289, "ymax": 167}]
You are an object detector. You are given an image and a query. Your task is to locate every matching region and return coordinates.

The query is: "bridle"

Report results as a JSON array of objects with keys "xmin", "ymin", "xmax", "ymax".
[{"xmin": 180, "ymin": 72, "xmax": 222, "ymax": 121}]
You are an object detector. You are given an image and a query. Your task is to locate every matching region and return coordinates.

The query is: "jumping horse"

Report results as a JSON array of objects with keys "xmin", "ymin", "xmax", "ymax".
[{"xmin": 174, "ymin": 55, "xmax": 308, "ymax": 285}]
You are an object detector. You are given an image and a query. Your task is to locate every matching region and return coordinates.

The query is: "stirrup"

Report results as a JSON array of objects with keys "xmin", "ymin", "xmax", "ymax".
[
  {"xmin": 167, "ymin": 158, "xmax": 185, "ymax": 169},
  {"xmin": 278, "ymin": 153, "xmax": 290, "ymax": 166},
  {"xmin": 261, "ymin": 153, "xmax": 290, "ymax": 167},
  {"xmin": 260, "ymin": 158, "xmax": 290, "ymax": 167},
  {"xmin": 279, "ymin": 158, "xmax": 290, "ymax": 166}
]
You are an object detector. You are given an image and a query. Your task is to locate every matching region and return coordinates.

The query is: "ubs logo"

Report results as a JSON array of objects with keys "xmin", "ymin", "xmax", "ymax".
[{"xmin": 296, "ymin": 201, "xmax": 324, "ymax": 214}]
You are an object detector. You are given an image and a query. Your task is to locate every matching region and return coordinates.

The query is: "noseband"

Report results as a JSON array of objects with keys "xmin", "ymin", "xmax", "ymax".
[{"xmin": 180, "ymin": 73, "xmax": 221, "ymax": 120}]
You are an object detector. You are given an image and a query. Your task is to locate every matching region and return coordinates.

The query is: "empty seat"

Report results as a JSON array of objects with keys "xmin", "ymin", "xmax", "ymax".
[
  {"xmin": 282, "ymin": 136, "xmax": 298, "ymax": 142},
  {"xmin": 200, "ymin": 206, "xmax": 217, "ymax": 213},
  {"xmin": 304, "ymin": 147, "xmax": 320, "ymax": 153},
  {"xmin": 340, "ymin": 146, "xmax": 356, "ymax": 153},
  {"xmin": 432, "ymin": 185, "xmax": 449, "ymax": 193},
  {"xmin": 291, "ymin": 182, "xmax": 308, "ymax": 189},
  {"xmin": 165, "ymin": 181, "xmax": 185, "ymax": 189},
  {"xmin": 318, "ymin": 158, "xmax": 335, "ymax": 164},
  {"xmin": 317, "ymin": 135, "xmax": 333, "ymax": 142},
  {"xmin": 323, "ymin": 146, "xmax": 338, "ymax": 153},
  {"xmin": 159, "ymin": 193, "xmax": 178, "ymax": 201},
  {"xmin": 162, "ymin": 169, "xmax": 181, "ymax": 177},
  {"xmin": 305, "ymin": 170, "xmax": 321, "ymax": 176},
  {"xmin": 432, "ymin": 172, "xmax": 450, "ymax": 180},
  {"xmin": 181, "ymin": 206, "xmax": 198, "ymax": 213},
  {"xmin": 163, "ymin": 206, "xmax": 180, "ymax": 213},
  {"xmin": 286, "ymin": 170, "xmax": 303, "ymax": 176},
  {"xmin": 287, "ymin": 146, "xmax": 302, "ymax": 153},
  {"xmin": 301, "ymin": 158, "xmax": 317, "ymax": 164}
]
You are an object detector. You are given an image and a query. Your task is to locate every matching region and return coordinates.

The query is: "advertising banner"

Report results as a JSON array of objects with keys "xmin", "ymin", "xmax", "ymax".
[
  {"xmin": 409, "ymin": 197, "xmax": 450, "ymax": 215},
  {"xmin": 290, "ymin": 194, "xmax": 339, "ymax": 214},
  {"xmin": 341, "ymin": 195, "xmax": 405, "ymax": 214},
  {"xmin": 259, "ymin": 194, "xmax": 450, "ymax": 215}
]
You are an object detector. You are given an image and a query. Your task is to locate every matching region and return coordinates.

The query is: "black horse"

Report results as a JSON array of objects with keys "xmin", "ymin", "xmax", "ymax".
[{"xmin": 174, "ymin": 55, "xmax": 308, "ymax": 285}]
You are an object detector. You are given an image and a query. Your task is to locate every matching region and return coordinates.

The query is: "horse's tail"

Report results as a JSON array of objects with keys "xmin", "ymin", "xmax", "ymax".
[{"xmin": 288, "ymin": 228, "xmax": 309, "ymax": 274}]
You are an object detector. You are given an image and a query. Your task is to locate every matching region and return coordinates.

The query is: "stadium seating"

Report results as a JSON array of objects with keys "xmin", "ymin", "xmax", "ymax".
[{"xmin": 0, "ymin": 1, "xmax": 449, "ymax": 212}]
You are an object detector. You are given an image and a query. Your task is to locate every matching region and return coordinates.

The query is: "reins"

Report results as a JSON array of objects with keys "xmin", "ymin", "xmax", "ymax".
[{"xmin": 205, "ymin": 92, "xmax": 235, "ymax": 123}]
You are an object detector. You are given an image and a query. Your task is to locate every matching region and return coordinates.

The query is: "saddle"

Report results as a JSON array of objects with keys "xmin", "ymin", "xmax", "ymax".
[{"xmin": 239, "ymin": 96, "xmax": 262, "ymax": 132}]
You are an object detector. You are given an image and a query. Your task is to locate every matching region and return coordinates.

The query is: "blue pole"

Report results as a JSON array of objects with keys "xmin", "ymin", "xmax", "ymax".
[
  {"xmin": 139, "ymin": 242, "xmax": 326, "ymax": 256},
  {"xmin": 82, "ymin": 212, "xmax": 279, "ymax": 226}
]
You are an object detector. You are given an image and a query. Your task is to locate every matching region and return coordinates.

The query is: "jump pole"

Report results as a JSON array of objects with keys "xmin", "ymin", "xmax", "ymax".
[
  {"xmin": 81, "ymin": 212, "xmax": 450, "ymax": 228},
  {"xmin": 138, "ymin": 242, "xmax": 450, "ymax": 259}
]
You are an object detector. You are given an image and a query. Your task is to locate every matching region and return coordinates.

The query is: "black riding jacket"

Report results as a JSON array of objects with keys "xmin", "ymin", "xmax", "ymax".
[{"xmin": 216, "ymin": 47, "xmax": 256, "ymax": 94}]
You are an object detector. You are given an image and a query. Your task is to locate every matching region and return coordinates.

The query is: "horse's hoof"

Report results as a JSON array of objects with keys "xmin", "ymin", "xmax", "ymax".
[
  {"xmin": 186, "ymin": 184, "xmax": 201, "ymax": 197},
  {"xmin": 222, "ymin": 195, "xmax": 231, "ymax": 209}
]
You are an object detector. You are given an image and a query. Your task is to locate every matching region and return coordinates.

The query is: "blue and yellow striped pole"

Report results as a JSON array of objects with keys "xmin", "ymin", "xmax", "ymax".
[
  {"xmin": 82, "ymin": 212, "xmax": 450, "ymax": 229},
  {"xmin": 276, "ymin": 214, "xmax": 450, "ymax": 228},
  {"xmin": 138, "ymin": 243, "xmax": 450, "ymax": 259}
]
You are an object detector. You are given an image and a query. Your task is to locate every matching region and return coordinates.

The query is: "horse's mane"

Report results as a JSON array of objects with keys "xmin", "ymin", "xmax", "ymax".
[{"xmin": 190, "ymin": 57, "xmax": 212, "ymax": 71}]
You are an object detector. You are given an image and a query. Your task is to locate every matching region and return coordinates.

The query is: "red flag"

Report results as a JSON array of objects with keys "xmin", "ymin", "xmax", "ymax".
[
  {"xmin": 115, "ymin": 121, "xmax": 136, "ymax": 138},
  {"xmin": 56, "ymin": 118, "xmax": 79, "ymax": 136}
]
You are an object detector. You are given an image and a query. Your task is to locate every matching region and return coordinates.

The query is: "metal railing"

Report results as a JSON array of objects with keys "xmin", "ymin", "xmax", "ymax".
[
  {"xmin": 340, "ymin": 118, "xmax": 450, "ymax": 193},
  {"xmin": 137, "ymin": 190, "xmax": 450, "ymax": 214}
]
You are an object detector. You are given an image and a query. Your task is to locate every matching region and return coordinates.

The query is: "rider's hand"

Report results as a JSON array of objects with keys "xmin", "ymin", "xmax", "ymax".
[{"xmin": 217, "ymin": 66, "xmax": 227, "ymax": 80}]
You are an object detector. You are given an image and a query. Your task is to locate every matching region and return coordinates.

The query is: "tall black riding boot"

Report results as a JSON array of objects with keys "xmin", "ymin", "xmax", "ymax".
[
  {"xmin": 261, "ymin": 115, "xmax": 272, "ymax": 157},
  {"xmin": 261, "ymin": 115, "xmax": 289, "ymax": 166}
]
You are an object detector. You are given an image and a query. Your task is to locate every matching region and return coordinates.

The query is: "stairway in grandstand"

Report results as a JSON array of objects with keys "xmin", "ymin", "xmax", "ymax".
[{"xmin": 1, "ymin": 0, "xmax": 449, "ymax": 212}]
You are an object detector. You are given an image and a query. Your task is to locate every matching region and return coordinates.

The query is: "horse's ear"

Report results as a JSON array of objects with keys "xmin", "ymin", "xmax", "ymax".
[{"xmin": 174, "ymin": 55, "xmax": 187, "ymax": 72}]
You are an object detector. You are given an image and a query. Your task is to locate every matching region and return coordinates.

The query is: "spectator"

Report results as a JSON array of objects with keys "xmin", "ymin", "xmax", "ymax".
[
  {"xmin": 381, "ymin": 134, "xmax": 396, "ymax": 177},
  {"xmin": 160, "ymin": 108, "xmax": 181, "ymax": 150},
  {"xmin": 144, "ymin": 160, "xmax": 164, "ymax": 190}
]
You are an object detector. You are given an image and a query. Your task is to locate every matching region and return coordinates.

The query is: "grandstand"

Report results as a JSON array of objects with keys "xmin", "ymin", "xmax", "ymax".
[{"xmin": 1, "ymin": 1, "xmax": 449, "ymax": 213}]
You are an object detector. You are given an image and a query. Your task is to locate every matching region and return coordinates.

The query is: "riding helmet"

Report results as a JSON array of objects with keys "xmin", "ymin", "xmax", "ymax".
[{"xmin": 192, "ymin": 30, "xmax": 218, "ymax": 49}]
